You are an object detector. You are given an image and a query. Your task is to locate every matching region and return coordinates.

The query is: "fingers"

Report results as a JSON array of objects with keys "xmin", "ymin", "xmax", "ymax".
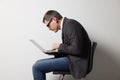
[{"xmin": 51, "ymin": 43, "xmax": 60, "ymax": 50}]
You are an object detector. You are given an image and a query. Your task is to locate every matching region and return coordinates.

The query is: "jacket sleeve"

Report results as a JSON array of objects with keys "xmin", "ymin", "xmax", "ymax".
[{"xmin": 58, "ymin": 21, "xmax": 83, "ymax": 56}]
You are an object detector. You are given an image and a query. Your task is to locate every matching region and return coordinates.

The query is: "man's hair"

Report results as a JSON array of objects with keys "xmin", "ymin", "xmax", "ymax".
[{"xmin": 43, "ymin": 10, "xmax": 63, "ymax": 23}]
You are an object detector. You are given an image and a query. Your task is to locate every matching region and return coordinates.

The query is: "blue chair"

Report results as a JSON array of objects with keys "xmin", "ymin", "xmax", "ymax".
[{"xmin": 53, "ymin": 42, "xmax": 97, "ymax": 80}]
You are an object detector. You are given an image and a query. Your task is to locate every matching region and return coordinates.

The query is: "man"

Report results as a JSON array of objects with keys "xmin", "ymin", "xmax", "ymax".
[{"xmin": 32, "ymin": 10, "xmax": 91, "ymax": 80}]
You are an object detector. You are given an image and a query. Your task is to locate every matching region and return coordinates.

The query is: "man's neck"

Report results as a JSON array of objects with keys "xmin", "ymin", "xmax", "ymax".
[{"xmin": 59, "ymin": 18, "xmax": 64, "ymax": 30}]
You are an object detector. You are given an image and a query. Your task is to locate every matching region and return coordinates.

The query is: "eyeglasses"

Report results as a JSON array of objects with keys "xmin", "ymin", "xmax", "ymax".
[{"xmin": 46, "ymin": 18, "xmax": 52, "ymax": 27}]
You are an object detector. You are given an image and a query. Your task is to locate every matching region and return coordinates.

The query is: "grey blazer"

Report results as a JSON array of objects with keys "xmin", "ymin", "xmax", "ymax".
[{"xmin": 58, "ymin": 17, "xmax": 91, "ymax": 79}]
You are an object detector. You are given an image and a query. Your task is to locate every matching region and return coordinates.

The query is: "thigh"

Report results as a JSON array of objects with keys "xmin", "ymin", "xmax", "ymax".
[{"xmin": 34, "ymin": 57, "xmax": 70, "ymax": 73}]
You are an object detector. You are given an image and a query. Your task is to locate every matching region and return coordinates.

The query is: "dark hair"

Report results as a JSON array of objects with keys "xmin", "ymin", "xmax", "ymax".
[{"xmin": 43, "ymin": 10, "xmax": 63, "ymax": 23}]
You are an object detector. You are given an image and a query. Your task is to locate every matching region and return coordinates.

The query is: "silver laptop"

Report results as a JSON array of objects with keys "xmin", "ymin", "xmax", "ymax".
[{"xmin": 30, "ymin": 39, "xmax": 58, "ymax": 54}]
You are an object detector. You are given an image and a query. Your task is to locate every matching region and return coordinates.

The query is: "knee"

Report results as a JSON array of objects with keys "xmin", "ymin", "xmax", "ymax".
[
  {"xmin": 32, "ymin": 60, "xmax": 42, "ymax": 72},
  {"xmin": 32, "ymin": 62, "xmax": 38, "ymax": 72}
]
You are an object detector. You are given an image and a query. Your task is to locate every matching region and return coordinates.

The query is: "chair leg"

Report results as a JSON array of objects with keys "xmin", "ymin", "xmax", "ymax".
[
  {"xmin": 76, "ymin": 78, "xmax": 85, "ymax": 80},
  {"xmin": 58, "ymin": 75, "xmax": 85, "ymax": 80},
  {"xmin": 79, "ymin": 78, "xmax": 85, "ymax": 80},
  {"xmin": 59, "ymin": 74, "xmax": 65, "ymax": 80}
]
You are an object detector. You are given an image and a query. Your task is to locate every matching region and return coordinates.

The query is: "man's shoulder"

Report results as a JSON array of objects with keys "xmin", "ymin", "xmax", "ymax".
[{"xmin": 64, "ymin": 17, "xmax": 80, "ymax": 25}]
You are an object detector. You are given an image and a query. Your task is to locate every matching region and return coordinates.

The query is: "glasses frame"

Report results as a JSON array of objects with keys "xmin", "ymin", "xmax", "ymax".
[{"xmin": 46, "ymin": 18, "xmax": 52, "ymax": 27}]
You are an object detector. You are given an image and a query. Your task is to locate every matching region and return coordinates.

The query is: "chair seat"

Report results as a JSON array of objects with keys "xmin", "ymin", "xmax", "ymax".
[{"xmin": 53, "ymin": 71, "xmax": 71, "ymax": 74}]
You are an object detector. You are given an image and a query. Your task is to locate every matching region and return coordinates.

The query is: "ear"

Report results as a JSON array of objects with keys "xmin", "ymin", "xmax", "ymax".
[
  {"xmin": 53, "ymin": 17, "xmax": 58, "ymax": 23},
  {"xmin": 56, "ymin": 20, "xmax": 58, "ymax": 23}
]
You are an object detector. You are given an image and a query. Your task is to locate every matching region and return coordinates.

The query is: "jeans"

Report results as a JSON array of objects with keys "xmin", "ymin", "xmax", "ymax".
[{"xmin": 32, "ymin": 57, "xmax": 70, "ymax": 80}]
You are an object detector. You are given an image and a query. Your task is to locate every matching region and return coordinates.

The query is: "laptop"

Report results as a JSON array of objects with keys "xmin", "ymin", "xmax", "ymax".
[{"xmin": 30, "ymin": 39, "xmax": 58, "ymax": 55}]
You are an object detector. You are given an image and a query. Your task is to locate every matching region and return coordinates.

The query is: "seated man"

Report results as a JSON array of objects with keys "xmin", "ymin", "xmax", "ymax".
[{"xmin": 32, "ymin": 10, "xmax": 91, "ymax": 80}]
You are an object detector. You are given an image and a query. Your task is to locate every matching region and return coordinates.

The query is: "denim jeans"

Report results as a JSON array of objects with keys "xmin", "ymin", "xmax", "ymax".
[{"xmin": 32, "ymin": 57, "xmax": 69, "ymax": 80}]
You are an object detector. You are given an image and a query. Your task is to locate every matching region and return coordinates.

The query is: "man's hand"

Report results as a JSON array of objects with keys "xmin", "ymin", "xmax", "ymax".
[{"xmin": 51, "ymin": 43, "xmax": 60, "ymax": 50}]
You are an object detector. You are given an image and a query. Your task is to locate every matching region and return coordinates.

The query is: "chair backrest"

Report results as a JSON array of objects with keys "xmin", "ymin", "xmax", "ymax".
[{"xmin": 86, "ymin": 42, "xmax": 97, "ymax": 74}]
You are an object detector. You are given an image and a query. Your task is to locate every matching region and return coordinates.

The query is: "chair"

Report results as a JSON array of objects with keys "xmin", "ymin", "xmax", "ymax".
[{"xmin": 53, "ymin": 42, "xmax": 97, "ymax": 80}]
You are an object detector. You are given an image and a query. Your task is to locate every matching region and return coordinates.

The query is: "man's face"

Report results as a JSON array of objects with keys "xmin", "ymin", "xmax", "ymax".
[{"xmin": 44, "ymin": 18, "xmax": 60, "ymax": 33}]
